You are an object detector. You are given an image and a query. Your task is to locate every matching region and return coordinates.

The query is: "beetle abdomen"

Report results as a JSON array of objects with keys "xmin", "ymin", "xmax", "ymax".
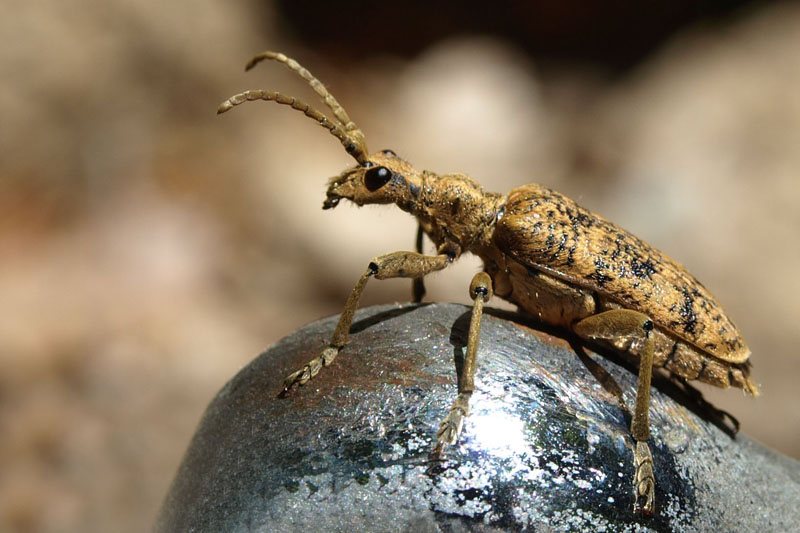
[
  {"xmin": 593, "ymin": 299, "xmax": 758, "ymax": 394},
  {"xmin": 488, "ymin": 251, "xmax": 757, "ymax": 393},
  {"xmin": 494, "ymin": 184, "xmax": 750, "ymax": 365}
]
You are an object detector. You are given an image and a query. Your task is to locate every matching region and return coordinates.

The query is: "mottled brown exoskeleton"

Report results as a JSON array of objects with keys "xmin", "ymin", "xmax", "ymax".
[{"xmin": 218, "ymin": 51, "xmax": 758, "ymax": 515}]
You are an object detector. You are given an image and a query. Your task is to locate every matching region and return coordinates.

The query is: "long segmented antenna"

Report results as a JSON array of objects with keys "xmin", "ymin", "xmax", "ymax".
[
  {"xmin": 246, "ymin": 51, "xmax": 355, "ymax": 131},
  {"xmin": 218, "ymin": 51, "xmax": 369, "ymax": 165},
  {"xmin": 217, "ymin": 90, "xmax": 366, "ymax": 162}
]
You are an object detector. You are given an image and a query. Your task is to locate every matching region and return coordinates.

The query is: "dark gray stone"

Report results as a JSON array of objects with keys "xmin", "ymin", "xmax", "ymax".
[{"xmin": 158, "ymin": 303, "xmax": 799, "ymax": 532}]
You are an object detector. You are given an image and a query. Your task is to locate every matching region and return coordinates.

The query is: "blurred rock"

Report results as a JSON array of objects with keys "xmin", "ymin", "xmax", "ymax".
[{"xmin": 159, "ymin": 303, "xmax": 799, "ymax": 532}]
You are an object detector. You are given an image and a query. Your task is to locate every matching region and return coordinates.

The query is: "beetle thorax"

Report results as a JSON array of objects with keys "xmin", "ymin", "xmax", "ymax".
[{"xmin": 415, "ymin": 172, "xmax": 505, "ymax": 254}]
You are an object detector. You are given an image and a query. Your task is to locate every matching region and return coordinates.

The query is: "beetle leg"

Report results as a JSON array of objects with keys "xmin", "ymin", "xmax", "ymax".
[
  {"xmin": 431, "ymin": 272, "xmax": 493, "ymax": 459},
  {"xmin": 412, "ymin": 224, "xmax": 426, "ymax": 303},
  {"xmin": 573, "ymin": 309, "xmax": 656, "ymax": 515},
  {"xmin": 281, "ymin": 251, "xmax": 452, "ymax": 396}
]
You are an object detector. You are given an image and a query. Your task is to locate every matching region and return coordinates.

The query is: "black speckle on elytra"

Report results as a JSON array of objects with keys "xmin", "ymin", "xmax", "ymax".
[
  {"xmin": 589, "ymin": 271, "xmax": 613, "ymax": 286},
  {"xmin": 630, "ymin": 257, "xmax": 657, "ymax": 279},
  {"xmin": 594, "ymin": 257, "xmax": 611, "ymax": 271},
  {"xmin": 680, "ymin": 286, "xmax": 698, "ymax": 335},
  {"xmin": 587, "ymin": 257, "xmax": 614, "ymax": 287},
  {"xmin": 725, "ymin": 338, "xmax": 742, "ymax": 351},
  {"xmin": 556, "ymin": 233, "xmax": 567, "ymax": 252},
  {"xmin": 566, "ymin": 245, "xmax": 577, "ymax": 267}
]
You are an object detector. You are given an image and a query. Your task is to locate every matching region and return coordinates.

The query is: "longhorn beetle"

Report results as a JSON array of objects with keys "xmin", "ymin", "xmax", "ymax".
[{"xmin": 218, "ymin": 51, "xmax": 758, "ymax": 515}]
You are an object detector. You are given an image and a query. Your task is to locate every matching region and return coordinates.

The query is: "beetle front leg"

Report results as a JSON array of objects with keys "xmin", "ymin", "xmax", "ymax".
[
  {"xmin": 281, "ymin": 250, "xmax": 453, "ymax": 395},
  {"xmin": 431, "ymin": 272, "xmax": 493, "ymax": 459},
  {"xmin": 573, "ymin": 309, "xmax": 656, "ymax": 515}
]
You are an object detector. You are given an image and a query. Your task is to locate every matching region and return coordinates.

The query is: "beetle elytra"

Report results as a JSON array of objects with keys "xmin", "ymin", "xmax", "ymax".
[{"xmin": 218, "ymin": 51, "xmax": 758, "ymax": 515}]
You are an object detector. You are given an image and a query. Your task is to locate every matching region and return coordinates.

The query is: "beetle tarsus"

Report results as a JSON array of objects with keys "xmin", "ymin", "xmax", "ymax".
[
  {"xmin": 434, "ymin": 392, "xmax": 471, "ymax": 450},
  {"xmin": 279, "ymin": 346, "xmax": 340, "ymax": 396},
  {"xmin": 633, "ymin": 441, "xmax": 656, "ymax": 514}
]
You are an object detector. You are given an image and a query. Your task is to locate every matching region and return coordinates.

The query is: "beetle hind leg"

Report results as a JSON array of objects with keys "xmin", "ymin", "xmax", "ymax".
[
  {"xmin": 431, "ymin": 272, "xmax": 493, "ymax": 459},
  {"xmin": 574, "ymin": 309, "xmax": 656, "ymax": 515}
]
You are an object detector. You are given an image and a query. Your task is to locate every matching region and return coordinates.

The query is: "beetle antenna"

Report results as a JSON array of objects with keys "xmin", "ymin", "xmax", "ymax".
[
  {"xmin": 246, "ymin": 52, "xmax": 352, "ymax": 128},
  {"xmin": 217, "ymin": 90, "xmax": 368, "ymax": 165},
  {"xmin": 240, "ymin": 51, "xmax": 369, "ymax": 164}
]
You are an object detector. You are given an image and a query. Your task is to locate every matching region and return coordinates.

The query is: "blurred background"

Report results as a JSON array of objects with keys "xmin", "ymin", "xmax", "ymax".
[{"xmin": 2, "ymin": 0, "xmax": 799, "ymax": 531}]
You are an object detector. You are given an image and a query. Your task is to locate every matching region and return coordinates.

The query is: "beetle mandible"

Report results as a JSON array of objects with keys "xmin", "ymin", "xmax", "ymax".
[{"xmin": 217, "ymin": 51, "xmax": 758, "ymax": 515}]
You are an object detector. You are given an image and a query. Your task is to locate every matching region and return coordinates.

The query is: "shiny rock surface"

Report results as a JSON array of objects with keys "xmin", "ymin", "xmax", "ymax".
[{"xmin": 158, "ymin": 303, "xmax": 800, "ymax": 532}]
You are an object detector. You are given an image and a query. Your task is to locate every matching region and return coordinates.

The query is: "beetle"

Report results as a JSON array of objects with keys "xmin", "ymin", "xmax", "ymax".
[{"xmin": 217, "ymin": 51, "xmax": 758, "ymax": 515}]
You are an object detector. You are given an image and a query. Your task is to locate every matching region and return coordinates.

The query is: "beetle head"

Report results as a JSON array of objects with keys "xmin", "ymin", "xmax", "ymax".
[
  {"xmin": 324, "ymin": 149, "xmax": 423, "ymax": 212},
  {"xmin": 218, "ymin": 52, "xmax": 429, "ymax": 214}
]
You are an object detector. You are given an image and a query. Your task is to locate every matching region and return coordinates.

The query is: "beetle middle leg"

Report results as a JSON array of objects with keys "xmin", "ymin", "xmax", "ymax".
[
  {"xmin": 412, "ymin": 224, "xmax": 426, "ymax": 303},
  {"xmin": 431, "ymin": 272, "xmax": 493, "ymax": 459},
  {"xmin": 573, "ymin": 309, "xmax": 656, "ymax": 515},
  {"xmin": 281, "ymin": 250, "xmax": 453, "ymax": 395}
]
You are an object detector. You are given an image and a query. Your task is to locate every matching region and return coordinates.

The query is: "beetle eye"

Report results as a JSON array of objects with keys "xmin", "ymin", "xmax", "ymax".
[{"xmin": 364, "ymin": 166, "xmax": 392, "ymax": 191}]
